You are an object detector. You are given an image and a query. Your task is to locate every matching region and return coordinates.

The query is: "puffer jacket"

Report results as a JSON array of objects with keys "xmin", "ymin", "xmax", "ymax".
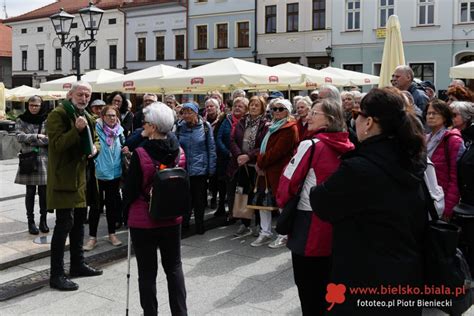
[
  {"xmin": 176, "ymin": 118, "xmax": 217, "ymax": 176},
  {"xmin": 430, "ymin": 129, "xmax": 465, "ymax": 217},
  {"xmin": 94, "ymin": 119, "xmax": 124, "ymax": 180},
  {"xmin": 277, "ymin": 131, "xmax": 354, "ymax": 257}
]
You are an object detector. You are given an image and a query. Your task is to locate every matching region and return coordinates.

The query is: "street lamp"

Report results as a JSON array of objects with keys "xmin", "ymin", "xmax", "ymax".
[
  {"xmin": 50, "ymin": 1, "xmax": 104, "ymax": 81},
  {"xmin": 325, "ymin": 46, "xmax": 334, "ymax": 66}
]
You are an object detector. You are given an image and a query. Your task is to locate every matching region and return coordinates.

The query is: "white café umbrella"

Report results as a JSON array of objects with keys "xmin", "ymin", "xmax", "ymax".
[
  {"xmin": 40, "ymin": 69, "xmax": 123, "ymax": 91},
  {"xmin": 156, "ymin": 57, "xmax": 302, "ymax": 94},
  {"xmin": 94, "ymin": 64, "xmax": 185, "ymax": 93},
  {"xmin": 273, "ymin": 62, "xmax": 349, "ymax": 88},
  {"xmin": 449, "ymin": 61, "xmax": 474, "ymax": 79},
  {"xmin": 379, "ymin": 15, "xmax": 405, "ymax": 87},
  {"xmin": 0, "ymin": 82, "xmax": 5, "ymax": 118},
  {"xmin": 6, "ymin": 85, "xmax": 67, "ymax": 102},
  {"xmin": 318, "ymin": 67, "xmax": 379, "ymax": 86}
]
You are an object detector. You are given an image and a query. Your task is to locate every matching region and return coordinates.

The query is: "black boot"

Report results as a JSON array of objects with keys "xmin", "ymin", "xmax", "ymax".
[
  {"xmin": 50, "ymin": 275, "xmax": 79, "ymax": 291},
  {"xmin": 28, "ymin": 220, "xmax": 39, "ymax": 235},
  {"xmin": 39, "ymin": 214, "xmax": 49, "ymax": 233}
]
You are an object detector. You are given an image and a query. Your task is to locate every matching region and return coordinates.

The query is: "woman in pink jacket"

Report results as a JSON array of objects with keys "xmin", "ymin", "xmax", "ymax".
[
  {"xmin": 277, "ymin": 98, "xmax": 354, "ymax": 315},
  {"xmin": 426, "ymin": 99, "xmax": 465, "ymax": 220}
]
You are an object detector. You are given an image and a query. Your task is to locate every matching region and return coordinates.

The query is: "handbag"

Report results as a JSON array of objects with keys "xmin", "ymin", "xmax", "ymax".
[
  {"xmin": 276, "ymin": 140, "xmax": 316, "ymax": 235},
  {"xmin": 18, "ymin": 123, "xmax": 42, "ymax": 175},
  {"xmin": 232, "ymin": 166, "xmax": 254, "ymax": 219},
  {"xmin": 247, "ymin": 174, "xmax": 278, "ymax": 211},
  {"xmin": 423, "ymin": 181, "xmax": 474, "ymax": 316}
]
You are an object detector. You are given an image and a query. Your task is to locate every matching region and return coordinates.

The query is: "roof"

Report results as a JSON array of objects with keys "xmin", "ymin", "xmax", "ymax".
[
  {"xmin": 0, "ymin": 21, "xmax": 12, "ymax": 57},
  {"xmin": 4, "ymin": 0, "xmax": 124, "ymax": 23},
  {"xmin": 121, "ymin": 0, "xmax": 183, "ymax": 9}
]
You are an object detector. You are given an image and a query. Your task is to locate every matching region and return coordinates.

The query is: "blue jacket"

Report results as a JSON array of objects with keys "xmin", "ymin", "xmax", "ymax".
[
  {"xmin": 95, "ymin": 120, "xmax": 124, "ymax": 180},
  {"xmin": 176, "ymin": 118, "xmax": 216, "ymax": 176},
  {"xmin": 408, "ymin": 83, "xmax": 429, "ymax": 113},
  {"xmin": 216, "ymin": 114, "xmax": 232, "ymax": 157}
]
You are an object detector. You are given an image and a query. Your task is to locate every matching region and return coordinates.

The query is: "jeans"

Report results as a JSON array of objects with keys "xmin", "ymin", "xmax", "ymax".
[
  {"xmin": 50, "ymin": 208, "xmax": 87, "ymax": 277},
  {"xmin": 130, "ymin": 225, "xmax": 187, "ymax": 316},
  {"xmin": 88, "ymin": 178, "xmax": 121, "ymax": 237},
  {"xmin": 292, "ymin": 253, "xmax": 331, "ymax": 316},
  {"xmin": 25, "ymin": 185, "xmax": 47, "ymax": 221},
  {"xmin": 184, "ymin": 176, "xmax": 207, "ymax": 227}
]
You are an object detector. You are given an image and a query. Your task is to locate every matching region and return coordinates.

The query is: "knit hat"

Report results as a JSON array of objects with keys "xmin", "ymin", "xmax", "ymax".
[
  {"xmin": 273, "ymin": 99, "xmax": 293, "ymax": 113},
  {"xmin": 422, "ymin": 80, "xmax": 436, "ymax": 92},
  {"xmin": 182, "ymin": 102, "xmax": 199, "ymax": 114}
]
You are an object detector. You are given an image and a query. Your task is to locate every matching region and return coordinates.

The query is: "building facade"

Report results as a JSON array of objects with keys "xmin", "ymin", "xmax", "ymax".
[
  {"xmin": 188, "ymin": 0, "xmax": 255, "ymax": 68},
  {"xmin": 0, "ymin": 20, "xmax": 12, "ymax": 88},
  {"xmin": 6, "ymin": 0, "xmax": 125, "ymax": 88},
  {"xmin": 330, "ymin": 0, "xmax": 474, "ymax": 92},
  {"xmin": 122, "ymin": 0, "xmax": 187, "ymax": 73},
  {"xmin": 257, "ymin": 0, "xmax": 332, "ymax": 68}
]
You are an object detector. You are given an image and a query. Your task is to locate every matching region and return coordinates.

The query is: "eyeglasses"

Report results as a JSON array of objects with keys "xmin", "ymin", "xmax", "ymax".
[
  {"xmin": 271, "ymin": 107, "xmax": 287, "ymax": 112},
  {"xmin": 142, "ymin": 120, "xmax": 151, "ymax": 126},
  {"xmin": 426, "ymin": 111, "xmax": 441, "ymax": 117},
  {"xmin": 29, "ymin": 104, "xmax": 41, "ymax": 108},
  {"xmin": 351, "ymin": 109, "xmax": 368, "ymax": 120},
  {"xmin": 309, "ymin": 110, "xmax": 326, "ymax": 117}
]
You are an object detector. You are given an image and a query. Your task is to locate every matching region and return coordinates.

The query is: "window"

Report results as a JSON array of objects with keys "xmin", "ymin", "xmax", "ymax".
[
  {"xmin": 343, "ymin": 64, "xmax": 363, "ymax": 73},
  {"xmin": 265, "ymin": 5, "xmax": 277, "ymax": 33},
  {"xmin": 37, "ymin": 27, "xmax": 43, "ymax": 32},
  {"xmin": 418, "ymin": 0, "xmax": 434, "ymax": 25},
  {"xmin": 237, "ymin": 22, "xmax": 249, "ymax": 47},
  {"xmin": 71, "ymin": 22, "xmax": 77, "ymax": 28},
  {"xmin": 109, "ymin": 18, "xmax": 116, "ymax": 25},
  {"xmin": 175, "ymin": 34, "xmax": 185, "ymax": 60},
  {"xmin": 38, "ymin": 49, "xmax": 44, "ymax": 71},
  {"xmin": 410, "ymin": 63, "xmax": 434, "ymax": 82},
  {"xmin": 216, "ymin": 23, "xmax": 228, "ymax": 49},
  {"xmin": 21, "ymin": 28, "xmax": 27, "ymax": 34},
  {"xmin": 138, "ymin": 37, "xmax": 146, "ymax": 61},
  {"xmin": 156, "ymin": 36, "xmax": 165, "ymax": 61},
  {"xmin": 313, "ymin": 0, "xmax": 326, "ymax": 30},
  {"xmin": 109, "ymin": 45, "xmax": 117, "ymax": 69},
  {"xmin": 89, "ymin": 46, "xmax": 96, "ymax": 69},
  {"xmin": 379, "ymin": 0, "xmax": 394, "ymax": 28},
  {"xmin": 460, "ymin": 0, "xmax": 474, "ymax": 23},
  {"xmin": 196, "ymin": 25, "xmax": 207, "ymax": 50},
  {"xmin": 22, "ymin": 51, "xmax": 27, "ymax": 71},
  {"xmin": 346, "ymin": 0, "xmax": 361, "ymax": 30},
  {"xmin": 55, "ymin": 48, "xmax": 62, "ymax": 70},
  {"xmin": 287, "ymin": 3, "xmax": 299, "ymax": 32}
]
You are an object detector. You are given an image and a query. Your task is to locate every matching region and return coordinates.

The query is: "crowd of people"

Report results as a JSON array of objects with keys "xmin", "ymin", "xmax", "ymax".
[{"xmin": 12, "ymin": 65, "xmax": 474, "ymax": 315}]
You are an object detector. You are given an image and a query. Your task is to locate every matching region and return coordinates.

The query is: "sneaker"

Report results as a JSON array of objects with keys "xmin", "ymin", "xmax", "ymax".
[
  {"xmin": 234, "ymin": 224, "xmax": 252, "ymax": 237},
  {"xmin": 83, "ymin": 238, "xmax": 97, "ymax": 251},
  {"xmin": 250, "ymin": 234, "xmax": 273, "ymax": 247},
  {"xmin": 108, "ymin": 234, "xmax": 122, "ymax": 246},
  {"xmin": 268, "ymin": 235, "xmax": 288, "ymax": 249}
]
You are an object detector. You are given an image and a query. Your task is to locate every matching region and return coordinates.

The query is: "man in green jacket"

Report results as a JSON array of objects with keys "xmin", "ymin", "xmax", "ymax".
[{"xmin": 47, "ymin": 81, "xmax": 103, "ymax": 291}]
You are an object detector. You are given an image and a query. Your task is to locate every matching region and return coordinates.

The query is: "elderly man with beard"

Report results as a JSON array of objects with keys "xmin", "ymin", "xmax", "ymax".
[{"xmin": 47, "ymin": 81, "xmax": 103, "ymax": 291}]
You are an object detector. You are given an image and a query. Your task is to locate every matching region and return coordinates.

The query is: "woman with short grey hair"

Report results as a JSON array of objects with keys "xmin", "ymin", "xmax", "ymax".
[
  {"xmin": 296, "ymin": 96, "xmax": 312, "ymax": 140},
  {"xmin": 122, "ymin": 101, "xmax": 188, "ymax": 315}
]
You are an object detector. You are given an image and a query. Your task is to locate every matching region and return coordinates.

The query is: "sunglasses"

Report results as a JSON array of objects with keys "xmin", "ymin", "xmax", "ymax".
[
  {"xmin": 351, "ymin": 109, "xmax": 368, "ymax": 120},
  {"xmin": 271, "ymin": 107, "xmax": 287, "ymax": 112}
]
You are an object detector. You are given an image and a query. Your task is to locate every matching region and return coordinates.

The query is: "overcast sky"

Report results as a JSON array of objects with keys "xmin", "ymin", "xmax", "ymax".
[{"xmin": 3, "ymin": 0, "xmax": 55, "ymax": 18}]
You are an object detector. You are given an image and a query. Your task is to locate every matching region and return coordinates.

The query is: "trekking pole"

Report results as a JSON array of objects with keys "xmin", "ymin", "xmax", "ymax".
[{"xmin": 126, "ymin": 228, "xmax": 131, "ymax": 316}]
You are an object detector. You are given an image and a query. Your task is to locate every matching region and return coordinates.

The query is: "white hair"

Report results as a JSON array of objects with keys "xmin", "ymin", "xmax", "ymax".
[
  {"xmin": 69, "ymin": 81, "xmax": 92, "ymax": 93},
  {"xmin": 144, "ymin": 93, "xmax": 158, "ymax": 101},
  {"xmin": 143, "ymin": 102, "xmax": 175, "ymax": 134},
  {"xmin": 231, "ymin": 89, "xmax": 246, "ymax": 100},
  {"xmin": 296, "ymin": 96, "xmax": 312, "ymax": 109},
  {"xmin": 205, "ymin": 97, "xmax": 220, "ymax": 109},
  {"xmin": 451, "ymin": 101, "xmax": 474, "ymax": 124}
]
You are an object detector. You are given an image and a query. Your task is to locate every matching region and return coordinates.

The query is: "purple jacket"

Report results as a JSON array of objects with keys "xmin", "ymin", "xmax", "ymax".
[
  {"xmin": 227, "ymin": 115, "xmax": 268, "ymax": 177},
  {"xmin": 430, "ymin": 129, "xmax": 464, "ymax": 217}
]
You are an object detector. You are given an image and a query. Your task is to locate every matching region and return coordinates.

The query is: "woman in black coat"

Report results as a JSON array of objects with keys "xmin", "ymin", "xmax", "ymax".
[
  {"xmin": 451, "ymin": 100, "xmax": 474, "ymax": 275},
  {"xmin": 310, "ymin": 88, "xmax": 428, "ymax": 316}
]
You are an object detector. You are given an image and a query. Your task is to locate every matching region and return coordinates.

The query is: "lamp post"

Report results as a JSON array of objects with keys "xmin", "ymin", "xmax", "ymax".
[
  {"xmin": 325, "ymin": 46, "xmax": 334, "ymax": 66},
  {"xmin": 50, "ymin": 1, "xmax": 104, "ymax": 81}
]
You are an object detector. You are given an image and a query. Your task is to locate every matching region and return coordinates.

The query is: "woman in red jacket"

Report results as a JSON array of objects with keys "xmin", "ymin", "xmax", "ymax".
[
  {"xmin": 426, "ymin": 99, "xmax": 465, "ymax": 220},
  {"xmin": 277, "ymin": 98, "xmax": 354, "ymax": 315},
  {"xmin": 252, "ymin": 99, "xmax": 299, "ymax": 248}
]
